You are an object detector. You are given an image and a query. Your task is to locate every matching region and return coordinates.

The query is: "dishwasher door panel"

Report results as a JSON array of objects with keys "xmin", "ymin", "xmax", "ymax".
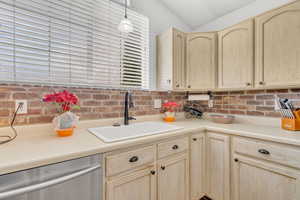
[
  {"xmin": 38, "ymin": 163, "xmax": 101, "ymax": 200},
  {"xmin": 0, "ymin": 154, "xmax": 102, "ymax": 200}
]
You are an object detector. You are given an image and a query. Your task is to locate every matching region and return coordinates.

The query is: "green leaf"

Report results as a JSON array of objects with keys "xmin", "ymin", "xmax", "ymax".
[{"xmin": 72, "ymin": 105, "xmax": 81, "ymax": 110}]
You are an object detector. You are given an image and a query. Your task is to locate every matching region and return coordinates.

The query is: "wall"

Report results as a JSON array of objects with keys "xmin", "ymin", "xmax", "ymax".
[
  {"xmin": 194, "ymin": 0, "xmax": 295, "ymax": 32},
  {"xmin": 0, "ymin": 84, "xmax": 186, "ymax": 127},
  {"xmin": 2, "ymin": 83, "xmax": 300, "ymax": 127},
  {"xmin": 130, "ymin": 0, "xmax": 191, "ymax": 89},
  {"xmin": 1, "ymin": 1, "xmax": 299, "ymax": 127},
  {"xmin": 189, "ymin": 89, "xmax": 300, "ymax": 118}
]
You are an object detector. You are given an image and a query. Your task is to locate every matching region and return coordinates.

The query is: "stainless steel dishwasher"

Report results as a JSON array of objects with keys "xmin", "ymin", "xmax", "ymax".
[{"xmin": 0, "ymin": 154, "xmax": 102, "ymax": 200}]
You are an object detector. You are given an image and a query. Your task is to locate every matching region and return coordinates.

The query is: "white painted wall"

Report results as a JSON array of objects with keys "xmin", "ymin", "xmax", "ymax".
[
  {"xmin": 194, "ymin": 0, "xmax": 295, "ymax": 32},
  {"xmin": 130, "ymin": 0, "xmax": 191, "ymax": 89}
]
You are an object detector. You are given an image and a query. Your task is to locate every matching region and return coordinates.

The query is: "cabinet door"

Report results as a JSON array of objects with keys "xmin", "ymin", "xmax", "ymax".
[
  {"xmin": 218, "ymin": 19, "xmax": 254, "ymax": 89},
  {"xmin": 157, "ymin": 29, "xmax": 173, "ymax": 90},
  {"xmin": 190, "ymin": 133, "xmax": 206, "ymax": 200},
  {"xmin": 232, "ymin": 155, "xmax": 300, "ymax": 200},
  {"xmin": 255, "ymin": 1, "xmax": 300, "ymax": 88},
  {"xmin": 158, "ymin": 154, "xmax": 189, "ymax": 200},
  {"xmin": 186, "ymin": 32, "xmax": 217, "ymax": 90},
  {"xmin": 173, "ymin": 29, "xmax": 186, "ymax": 90},
  {"xmin": 206, "ymin": 132, "xmax": 230, "ymax": 200},
  {"xmin": 106, "ymin": 166, "xmax": 156, "ymax": 200}
]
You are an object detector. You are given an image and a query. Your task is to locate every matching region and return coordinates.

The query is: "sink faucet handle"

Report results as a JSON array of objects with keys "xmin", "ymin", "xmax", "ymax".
[{"xmin": 128, "ymin": 116, "xmax": 136, "ymax": 120}]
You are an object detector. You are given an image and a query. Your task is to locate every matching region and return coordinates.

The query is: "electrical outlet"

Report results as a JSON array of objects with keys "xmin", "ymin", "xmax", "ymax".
[
  {"xmin": 208, "ymin": 100, "xmax": 213, "ymax": 108},
  {"xmin": 15, "ymin": 100, "xmax": 27, "ymax": 114},
  {"xmin": 154, "ymin": 99, "xmax": 162, "ymax": 109}
]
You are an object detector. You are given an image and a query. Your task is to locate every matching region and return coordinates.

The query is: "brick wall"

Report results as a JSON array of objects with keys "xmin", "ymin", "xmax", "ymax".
[
  {"xmin": 0, "ymin": 84, "xmax": 187, "ymax": 127},
  {"xmin": 1, "ymin": 84, "xmax": 300, "ymax": 127},
  {"xmin": 192, "ymin": 89, "xmax": 300, "ymax": 117}
]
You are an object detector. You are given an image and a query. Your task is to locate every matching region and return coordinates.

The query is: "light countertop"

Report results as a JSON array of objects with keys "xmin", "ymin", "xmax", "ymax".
[{"xmin": 1, "ymin": 114, "xmax": 300, "ymax": 175}]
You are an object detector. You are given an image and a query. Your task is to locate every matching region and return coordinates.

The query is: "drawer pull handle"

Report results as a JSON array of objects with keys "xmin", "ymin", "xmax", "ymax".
[
  {"xmin": 258, "ymin": 149, "xmax": 270, "ymax": 155},
  {"xmin": 161, "ymin": 166, "xmax": 165, "ymax": 170},
  {"xmin": 193, "ymin": 138, "xmax": 197, "ymax": 141},
  {"xmin": 234, "ymin": 158, "xmax": 239, "ymax": 162},
  {"xmin": 172, "ymin": 145, "xmax": 179, "ymax": 150},
  {"xmin": 151, "ymin": 170, "xmax": 156, "ymax": 175},
  {"xmin": 129, "ymin": 156, "xmax": 139, "ymax": 163}
]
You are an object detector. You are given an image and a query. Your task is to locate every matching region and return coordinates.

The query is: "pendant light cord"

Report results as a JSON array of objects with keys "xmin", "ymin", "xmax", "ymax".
[
  {"xmin": 125, "ymin": 0, "xmax": 128, "ymax": 18},
  {"xmin": 0, "ymin": 103, "xmax": 22, "ymax": 145}
]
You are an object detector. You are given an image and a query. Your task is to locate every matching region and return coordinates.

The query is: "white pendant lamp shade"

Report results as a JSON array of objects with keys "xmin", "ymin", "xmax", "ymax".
[
  {"xmin": 118, "ymin": 17, "xmax": 133, "ymax": 33},
  {"xmin": 118, "ymin": 0, "xmax": 133, "ymax": 34}
]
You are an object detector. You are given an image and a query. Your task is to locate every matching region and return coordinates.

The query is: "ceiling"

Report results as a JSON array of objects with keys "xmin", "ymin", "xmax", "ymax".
[{"xmin": 160, "ymin": 0, "xmax": 256, "ymax": 29}]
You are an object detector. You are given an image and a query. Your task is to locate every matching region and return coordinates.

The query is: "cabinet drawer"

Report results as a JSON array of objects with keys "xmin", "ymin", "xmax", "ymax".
[
  {"xmin": 233, "ymin": 137, "xmax": 300, "ymax": 169},
  {"xmin": 106, "ymin": 145, "xmax": 155, "ymax": 176},
  {"xmin": 158, "ymin": 137, "xmax": 189, "ymax": 159}
]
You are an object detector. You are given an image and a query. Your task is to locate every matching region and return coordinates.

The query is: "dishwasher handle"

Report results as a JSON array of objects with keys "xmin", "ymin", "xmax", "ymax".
[{"xmin": 0, "ymin": 164, "xmax": 101, "ymax": 200}]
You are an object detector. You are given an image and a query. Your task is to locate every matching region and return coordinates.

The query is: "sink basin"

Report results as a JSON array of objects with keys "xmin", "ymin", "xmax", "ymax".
[{"xmin": 88, "ymin": 122, "xmax": 183, "ymax": 143}]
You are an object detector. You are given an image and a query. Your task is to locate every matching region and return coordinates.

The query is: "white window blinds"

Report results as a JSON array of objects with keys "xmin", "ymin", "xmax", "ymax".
[{"xmin": 0, "ymin": 0, "xmax": 149, "ymax": 89}]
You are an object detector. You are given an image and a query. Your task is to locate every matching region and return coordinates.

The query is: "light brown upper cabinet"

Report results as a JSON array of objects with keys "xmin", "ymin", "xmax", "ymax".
[
  {"xmin": 186, "ymin": 32, "xmax": 217, "ymax": 91},
  {"xmin": 157, "ymin": 28, "xmax": 186, "ymax": 91},
  {"xmin": 218, "ymin": 19, "xmax": 254, "ymax": 89},
  {"xmin": 255, "ymin": 1, "xmax": 300, "ymax": 88}
]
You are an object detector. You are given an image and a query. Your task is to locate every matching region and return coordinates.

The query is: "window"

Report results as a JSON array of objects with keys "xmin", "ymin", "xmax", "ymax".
[{"xmin": 0, "ymin": 0, "xmax": 149, "ymax": 89}]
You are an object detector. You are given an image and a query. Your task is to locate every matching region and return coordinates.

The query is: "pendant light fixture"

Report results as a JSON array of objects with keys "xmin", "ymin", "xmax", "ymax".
[{"xmin": 118, "ymin": 0, "xmax": 133, "ymax": 34}]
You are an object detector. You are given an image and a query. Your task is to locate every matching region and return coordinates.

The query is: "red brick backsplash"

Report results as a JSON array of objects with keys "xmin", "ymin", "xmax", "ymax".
[
  {"xmin": 1, "ymin": 83, "xmax": 300, "ymax": 127},
  {"xmin": 0, "ymin": 84, "xmax": 187, "ymax": 127},
  {"xmin": 192, "ymin": 89, "xmax": 300, "ymax": 118}
]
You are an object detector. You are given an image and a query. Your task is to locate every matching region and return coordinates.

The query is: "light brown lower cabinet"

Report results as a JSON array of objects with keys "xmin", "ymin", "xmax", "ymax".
[
  {"xmin": 190, "ymin": 133, "xmax": 206, "ymax": 200},
  {"xmin": 158, "ymin": 153, "xmax": 190, "ymax": 200},
  {"xmin": 232, "ymin": 155, "xmax": 300, "ymax": 200},
  {"xmin": 206, "ymin": 132, "xmax": 231, "ymax": 200},
  {"xmin": 105, "ymin": 138, "xmax": 190, "ymax": 200},
  {"xmin": 105, "ymin": 132, "xmax": 300, "ymax": 200},
  {"xmin": 106, "ymin": 166, "xmax": 156, "ymax": 200}
]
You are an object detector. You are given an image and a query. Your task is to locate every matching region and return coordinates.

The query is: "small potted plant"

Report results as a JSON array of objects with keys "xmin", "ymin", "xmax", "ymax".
[
  {"xmin": 43, "ymin": 90, "xmax": 80, "ymax": 137},
  {"xmin": 162, "ymin": 101, "xmax": 180, "ymax": 122}
]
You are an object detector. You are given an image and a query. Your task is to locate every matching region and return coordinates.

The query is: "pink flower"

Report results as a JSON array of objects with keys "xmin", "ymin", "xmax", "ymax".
[
  {"xmin": 162, "ymin": 101, "xmax": 180, "ymax": 112},
  {"xmin": 42, "ymin": 90, "xmax": 79, "ymax": 112}
]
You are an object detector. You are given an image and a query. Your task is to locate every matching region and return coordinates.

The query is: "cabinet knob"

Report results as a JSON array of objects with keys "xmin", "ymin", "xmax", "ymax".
[
  {"xmin": 193, "ymin": 138, "xmax": 197, "ymax": 141},
  {"xmin": 176, "ymin": 84, "xmax": 179, "ymax": 87},
  {"xmin": 129, "ymin": 156, "xmax": 139, "ymax": 163},
  {"xmin": 150, "ymin": 170, "xmax": 156, "ymax": 175},
  {"xmin": 259, "ymin": 81, "xmax": 264, "ymax": 85},
  {"xmin": 172, "ymin": 145, "xmax": 179, "ymax": 150},
  {"xmin": 188, "ymin": 85, "xmax": 191, "ymax": 88},
  {"xmin": 234, "ymin": 158, "xmax": 239, "ymax": 162},
  {"xmin": 161, "ymin": 166, "xmax": 166, "ymax": 170},
  {"xmin": 246, "ymin": 82, "xmax": 251, "ymax": 86},
  {"xmin": 258, "ymin": 149, "xmax": 270, "ymax": 155}
]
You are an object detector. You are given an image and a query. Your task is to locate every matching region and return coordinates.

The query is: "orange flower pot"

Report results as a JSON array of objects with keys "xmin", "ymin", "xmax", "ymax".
[
  {"xmin": 164, "ymin": 116, "xmax": 176, "ymax": 122},
  {"xmin": 56, "ymin": 128, "xmax": 74, "ymax": 137},
  {"xmin": 163, "ymin": 111, "xmax": 176, "ymax": 122}
]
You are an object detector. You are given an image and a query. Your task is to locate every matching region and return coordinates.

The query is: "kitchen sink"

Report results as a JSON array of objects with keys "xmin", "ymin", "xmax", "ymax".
[{"xmin": 88, "ymin": 121, "xmax": 183, "ymax": 143}]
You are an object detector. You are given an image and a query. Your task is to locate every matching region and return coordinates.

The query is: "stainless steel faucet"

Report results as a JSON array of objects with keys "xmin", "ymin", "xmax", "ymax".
[{"xmin": 124, "ymin": 91, "xmax": 135, "ymax": 125}]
